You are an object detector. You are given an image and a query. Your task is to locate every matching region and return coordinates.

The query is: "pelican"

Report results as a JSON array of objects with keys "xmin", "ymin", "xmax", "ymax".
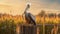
[{"xmin": 23, "ymin": 1, "xmax": 36, "ymax": 25}]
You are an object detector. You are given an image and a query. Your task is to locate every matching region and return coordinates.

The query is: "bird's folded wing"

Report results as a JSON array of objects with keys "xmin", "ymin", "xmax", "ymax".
[{"xmin": 30, "ymin": 14, "xmax": 36, "ymax": 21}]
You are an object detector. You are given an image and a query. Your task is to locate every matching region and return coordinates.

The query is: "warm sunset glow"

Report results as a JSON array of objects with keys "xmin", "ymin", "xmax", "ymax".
[{"xmin": 0, "ymin": 0, "xmax": 59, "ymax": 16}]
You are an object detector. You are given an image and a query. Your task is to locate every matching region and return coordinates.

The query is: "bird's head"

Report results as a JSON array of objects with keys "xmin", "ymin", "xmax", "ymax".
[{"xmin": 26, "ymin": 2, "xmax": 31, "ymax": 8}]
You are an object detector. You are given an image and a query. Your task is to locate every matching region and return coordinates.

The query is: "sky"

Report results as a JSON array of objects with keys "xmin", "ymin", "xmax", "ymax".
[{"xmin": 0, "ymin": 0, "xmax": 60, "ymax": 15}]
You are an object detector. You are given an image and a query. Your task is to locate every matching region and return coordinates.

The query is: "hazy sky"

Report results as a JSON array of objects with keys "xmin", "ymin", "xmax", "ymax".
[{"xmin": 0, "ymin": 0, "xmax": 60, "ymax": 15}]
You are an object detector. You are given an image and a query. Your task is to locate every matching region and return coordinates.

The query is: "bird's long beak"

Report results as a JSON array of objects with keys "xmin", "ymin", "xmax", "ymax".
[
  {"xmin": 22, "ymin": 11, "xmax": 25, "ymax": 15},
  {"xmin": 22, "ymin": 12, "xmax": 25, "ymax": 19}
]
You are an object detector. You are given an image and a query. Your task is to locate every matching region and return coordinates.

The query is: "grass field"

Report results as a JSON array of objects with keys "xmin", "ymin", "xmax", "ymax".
[{"xmin": 0, "ymin": 21, "xmax": 60, "ymax": 34}]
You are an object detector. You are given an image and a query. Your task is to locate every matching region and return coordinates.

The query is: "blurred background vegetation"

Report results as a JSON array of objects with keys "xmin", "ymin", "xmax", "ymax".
[{"xmin": 0, "ymin": 10, "xmax": 60, "ymax": 34}]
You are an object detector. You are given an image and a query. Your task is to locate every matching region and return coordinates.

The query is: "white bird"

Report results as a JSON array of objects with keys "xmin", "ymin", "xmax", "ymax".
[{"xmin": 23, "ymin": 0, "xmax": 36, "ymax": 25}]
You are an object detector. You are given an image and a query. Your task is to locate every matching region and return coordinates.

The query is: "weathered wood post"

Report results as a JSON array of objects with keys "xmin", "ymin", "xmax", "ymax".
[
  {"xmin": 37, "ymin": 26, "xmax": 40, "ymax": 34},
  {"xmin": 20, "ymin": 24, "xmax": 37, "ymax": 34},
  {"xmin": 16, "ymin": 24, "xmax": 20, "ymax": 34}
]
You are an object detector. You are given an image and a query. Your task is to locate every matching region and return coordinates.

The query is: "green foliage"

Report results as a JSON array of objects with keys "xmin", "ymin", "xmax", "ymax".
[
  {"xmin": 0, "ymin": 19, "xmax": 60, "ymax": 34},
  {"xmin": 38, "ymin": 24, "xmax": 43, "ymax": 34},
  {"xmin": 0, "ymin": 19, "xmax": 16, "ymax": 34},
  {"xmin": 45, "ymin": 24, "xmax": 54, "ymax": 34}
]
